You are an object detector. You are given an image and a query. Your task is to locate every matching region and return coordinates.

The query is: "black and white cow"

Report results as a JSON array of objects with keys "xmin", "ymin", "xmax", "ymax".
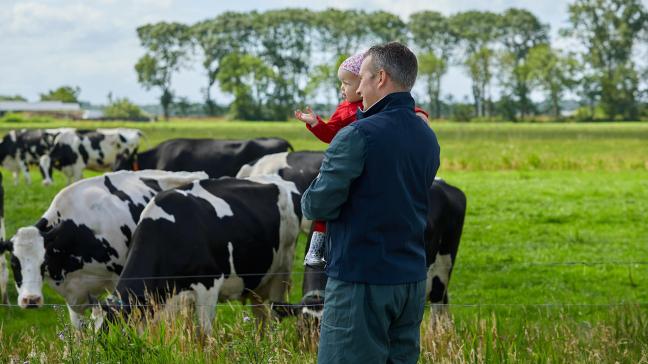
[
  {"xmin": 114, "ymin": 137, "xmax": 293, "ymax": 179},
  {"xmin": 274, "ymin": 179, "xmax": 467, "ymax": 322},
  {"xmin": 94, "ymin": 175, "xmax": 301, "ymax": 335},
  {"xmin": 47, "ymin": 129, "xmax": 142, "ymax": 184},
  {"xmin": 0, "ymin": 170, "xmax": 207, "ymax": 328},
  {"xmin": 0, "ymin": 128, "xmax": 73, "ymax": 185}
]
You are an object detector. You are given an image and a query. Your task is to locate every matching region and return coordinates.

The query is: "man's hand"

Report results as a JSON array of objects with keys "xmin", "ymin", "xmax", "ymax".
[{"xmin": 294, "ymin": 106, "xmax": 319, "ymax": 127}]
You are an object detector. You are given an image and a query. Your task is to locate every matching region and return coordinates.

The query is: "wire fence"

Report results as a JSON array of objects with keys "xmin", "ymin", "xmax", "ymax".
[
  {"xmin": 4, "ymin": 260, "xmax": 648, "ymax": 285},
  {"xmin": 0, "ymin": 260, "xmax": 645, "ymax": 310}
]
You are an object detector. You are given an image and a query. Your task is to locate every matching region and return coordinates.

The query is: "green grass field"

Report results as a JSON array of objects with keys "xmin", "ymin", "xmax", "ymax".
[{"xmin": 0, "ymin": 120, "xmax": 647, "ymax": 363}]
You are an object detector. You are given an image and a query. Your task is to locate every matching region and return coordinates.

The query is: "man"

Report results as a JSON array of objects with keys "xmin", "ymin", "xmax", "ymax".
[{"xmin": 301, "ymin": 42, "xmax": 441, "ymax": 363}]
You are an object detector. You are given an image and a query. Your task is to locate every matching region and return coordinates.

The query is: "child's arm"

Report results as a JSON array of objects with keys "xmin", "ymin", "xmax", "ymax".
[{"xmin": 295, "ymin": 105, "xmax": 357, "ymax": 144}]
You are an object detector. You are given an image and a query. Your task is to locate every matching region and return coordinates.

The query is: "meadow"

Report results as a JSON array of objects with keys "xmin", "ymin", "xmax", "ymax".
[{"xmin": 0, "ymin": 120, "xmax": 647, "ymax": 363}]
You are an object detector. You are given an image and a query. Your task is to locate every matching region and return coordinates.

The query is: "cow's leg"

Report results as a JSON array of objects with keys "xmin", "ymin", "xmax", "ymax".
[
  {"xmin": 18, "ymin": 160, "xmax": 31, "ymax": 185},
  {"xmin": 192, "ymin": 278, "xmax": 223, "ymax": 336},
  {"xmin": 427, "ymin": 252, "xmax": 453, "ymax": 319},
  {"xmin": 39, "ymin": 155, "xmax": 53, "ymax": 185},
  {"xmin": 67, "ymin": 304, "xmax": 85, "ymax": 330}
]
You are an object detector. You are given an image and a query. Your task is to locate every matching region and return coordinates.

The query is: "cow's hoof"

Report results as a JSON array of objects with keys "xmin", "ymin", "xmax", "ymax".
[{"xmin": 42, "ymin": 180, "xmax": 52, "ymax": 186}]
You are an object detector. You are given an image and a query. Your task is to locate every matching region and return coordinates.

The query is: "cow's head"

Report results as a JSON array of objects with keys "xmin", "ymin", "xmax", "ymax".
[
  {"xmin": 49, "ymin": 132, "xmax": 79, "ymax": 169},
  {"xmin": 271, "ymin": 263, "xmax": 325, "ymax": 323},
  {"xmin": 113, "ymin": 150, "xmax": 137, "ymax": 171},
  {"xmin": 5, "ymin": 227, "xmax": 46, "ymax": 308}
]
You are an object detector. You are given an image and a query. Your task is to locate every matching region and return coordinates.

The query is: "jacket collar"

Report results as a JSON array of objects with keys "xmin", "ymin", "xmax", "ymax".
[{"xmin": 357, "ymin": 92, "xmax": 415, "ymax": 120}]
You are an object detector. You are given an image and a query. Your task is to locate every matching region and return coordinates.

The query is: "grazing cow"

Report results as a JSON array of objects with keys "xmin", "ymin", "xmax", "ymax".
[
  {"xmin": 0, "ymin": 170, "xmax": 207, "ymax": 328},
  {"xmin": 274, "ymin": 178, "xmax": 467, "ymax": 323},
  {"xmin": 0, "ymin": 128, "xmax": 73, "ymax": 185},
  {"xmin": 48, "ymin": 129, "xmax": 142, "ymax": 184},
  {"xmin": 93, "ymin": 175, "xmax": 301, "ymax": 335},
  {"xmin": 0, "ymin": 173, "xmax": 7, "ymax": 304},
  {"xmin": 114, "ymin": 137, "xmax": 293, "ymax": 178}
]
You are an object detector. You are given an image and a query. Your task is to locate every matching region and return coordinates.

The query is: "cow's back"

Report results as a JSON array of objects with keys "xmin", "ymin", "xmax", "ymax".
[{"xmin": 147, "ymin": 138, "xmax": 291, "ymax": 178}]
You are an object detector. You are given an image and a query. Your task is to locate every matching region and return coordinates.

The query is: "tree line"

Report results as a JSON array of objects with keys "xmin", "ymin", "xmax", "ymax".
[{"xmin": 134, "ymin": 0, "xmax": 647, "ymax": 121}]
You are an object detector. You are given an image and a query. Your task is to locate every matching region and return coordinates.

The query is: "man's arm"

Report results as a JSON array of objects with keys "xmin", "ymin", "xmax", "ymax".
[{"xmin": 301, "ymin": 125, "xmax": 366, "ymax": 221}]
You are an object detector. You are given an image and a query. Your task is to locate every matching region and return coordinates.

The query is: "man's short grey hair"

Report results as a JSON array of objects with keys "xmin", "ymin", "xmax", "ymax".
[{"xmin": 365, "ymin": 42, "xmax": 418, "ymax": 91}]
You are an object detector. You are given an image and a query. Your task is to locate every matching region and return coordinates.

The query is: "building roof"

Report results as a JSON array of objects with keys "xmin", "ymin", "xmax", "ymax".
[{"xmin": 0, "ymin": 101, "xmax": 81, "ymax": 112}]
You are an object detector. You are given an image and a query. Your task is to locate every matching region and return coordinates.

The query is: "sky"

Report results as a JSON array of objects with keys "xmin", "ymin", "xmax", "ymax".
[{"xmin": 0, "ymin": 0, "xmax": 614, "ymax": 105}]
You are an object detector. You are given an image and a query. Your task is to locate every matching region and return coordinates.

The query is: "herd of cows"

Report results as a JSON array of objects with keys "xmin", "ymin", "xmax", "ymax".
[{"xmin": 0, "ymin": 127, "xmax": 466, "ymax": 335}]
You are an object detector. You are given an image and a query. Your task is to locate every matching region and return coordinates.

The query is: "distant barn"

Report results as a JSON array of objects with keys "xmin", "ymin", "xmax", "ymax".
[{"xmin": 0, "ymin": 101, "xmax": 81, "ymax": 118}]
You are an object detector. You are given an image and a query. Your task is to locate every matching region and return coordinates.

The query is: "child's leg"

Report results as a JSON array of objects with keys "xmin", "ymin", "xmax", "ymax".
[{"xmin": 304, "ymin": 221, "xmax": 327, "ymax": 267}]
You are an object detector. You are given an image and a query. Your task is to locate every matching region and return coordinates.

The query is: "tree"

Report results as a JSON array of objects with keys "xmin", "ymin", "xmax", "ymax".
[
  {"xmin": 305, "ymin": 54, "xmax": 348, "ymax": 105},
  {"xmin": 366, "ymin": 11, "xmax": 407, "ymax": 43},
  {"xmin": 40, "ymin": 86, "xmax": 80, "ymax": 103},
  {"xmin": 564, "ymin": 0, "xmax": 648, "ymax": 119},
  {"xmin": 104, "ymin": 97, "xmax": 147, "ymax": 120},
  {"xmin": 450, "ymin": 11, "xmax": 501, "ymax": 117},
  {"xmin": 0, "ymin": 95, "xmax": 27, "ymax": 101},
  {"xmin": 498, "ymin": 9, "xmax": 549, "ymax": 119},
  {"xmin": 255, "ymin": 9, "xmax": 317, "ymax": 119},
  {"xmin": 466, "ymin": 47, "xmax": 496, "ymax": 118},
  {"xmin": 527, "ymin": 44, "xmax": 579, "ymax": 119},
  {"xmin": 418, "ymin": 53, "xmax": 447, "ymax": 119},
  {"xmin": 217, "ymin": 52, "xmax": 275, "ymax": 120},
  {"xmin": 192, "ymin": 12, "xmax": 255, "ymax": 116},
  {"xmin": 409, "ymin": 11, "xmax": 457, "ymax": 118},
  {"xmin": 135, "ymin": 22, "xmax": 191, "ymax": 120}
]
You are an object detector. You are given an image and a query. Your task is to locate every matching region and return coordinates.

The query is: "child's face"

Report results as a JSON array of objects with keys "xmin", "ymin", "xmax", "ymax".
[{"xmin": 338, "ymin": 68, "xmax": 362, "ymax": 103}]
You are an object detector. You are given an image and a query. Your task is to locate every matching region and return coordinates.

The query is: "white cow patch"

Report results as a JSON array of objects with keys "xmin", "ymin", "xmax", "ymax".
[
  {"xmin": 175, "ymin": 181, "xmax": 234, "ymax": 218},
  {"xmin": 141, "ymin": 200, "xmax": 176, "ymax": 223},
  {"xmin": 426, "ymin": 252, "xmax": 453, "ymax": 299},
  {"xmin": 219, "ymin": 242, "xmax": 245, "ymax": 299},
  {"xmin": 236, "ymin": 152, "xmax": 289, "ymax": 178}
]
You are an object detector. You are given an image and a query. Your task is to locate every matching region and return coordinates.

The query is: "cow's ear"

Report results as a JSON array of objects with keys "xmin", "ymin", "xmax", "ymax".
[{"xmin": 0, "ymin": 240, "xmax": 12, "ymax": 254}]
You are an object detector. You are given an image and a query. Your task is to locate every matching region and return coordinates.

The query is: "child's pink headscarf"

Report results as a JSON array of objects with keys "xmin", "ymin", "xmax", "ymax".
[{"xmin": 339, "ymin": 53, "xmax": 365, "ymax": 76}]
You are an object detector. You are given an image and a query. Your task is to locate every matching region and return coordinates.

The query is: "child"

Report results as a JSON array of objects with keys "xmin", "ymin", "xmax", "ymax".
[{"xmin": 295, "ymin": 52, "xmax": 429, "ymax": 267}]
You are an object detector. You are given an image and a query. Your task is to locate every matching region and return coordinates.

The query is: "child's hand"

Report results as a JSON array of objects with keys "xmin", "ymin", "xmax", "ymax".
[
  {"xmin": 294, "ymin": 106, "xmax": 319, "ymax": 127},
  {"xmin": 416, "ymin": 111, "xmax": 429, "ymax": 122}
]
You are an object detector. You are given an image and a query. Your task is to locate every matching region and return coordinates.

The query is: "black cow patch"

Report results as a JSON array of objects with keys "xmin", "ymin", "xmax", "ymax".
[
  {"xmin": 78, "ymin": 144, "xmax": 89, "ymax": 165},
  {"xmin": 103, "ymin": 176, "xmax": 146, "ymax": 223},
  {"xmin": 140, "ymin": 178, "xmax": 162, "ymax": 192},
  {"xmin": 120, "ymin": 225, "xmax": 132, "ymax": 247},
  {"xmin": 43, "ymin": 220, "xmax": 120, "ymax": 282}
]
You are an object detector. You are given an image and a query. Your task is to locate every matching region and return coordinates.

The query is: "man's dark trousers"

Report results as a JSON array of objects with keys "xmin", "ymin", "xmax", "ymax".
[{"xmin": 317, "ymin": 278, "xmax": 426, "ymax": 364}]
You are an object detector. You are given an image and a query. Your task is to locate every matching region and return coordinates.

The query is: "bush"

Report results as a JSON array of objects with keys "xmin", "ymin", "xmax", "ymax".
[
  {"xmin": 451, "ymin": 103, "xmax": 474, "ymax": 122},
  {"xmin": 104, "ymin": 98, "xmax": 148, "ymax": 120}
]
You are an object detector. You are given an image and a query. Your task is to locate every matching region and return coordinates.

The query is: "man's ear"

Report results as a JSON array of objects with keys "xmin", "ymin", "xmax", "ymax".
[{"xmin": 377, "ymin": 69, "xmax": 389, "ymax": 89}]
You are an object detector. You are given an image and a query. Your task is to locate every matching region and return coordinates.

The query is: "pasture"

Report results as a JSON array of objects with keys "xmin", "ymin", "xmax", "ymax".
[{"xmin": 0, "ymin": 120, "xmax": 647, "ymax": 363}]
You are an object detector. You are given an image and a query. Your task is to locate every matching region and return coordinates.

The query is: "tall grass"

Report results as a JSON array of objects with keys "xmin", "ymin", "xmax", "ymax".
[{"xmin": 1, "ymin": 304, "xmax": 646, "ymax": 363}]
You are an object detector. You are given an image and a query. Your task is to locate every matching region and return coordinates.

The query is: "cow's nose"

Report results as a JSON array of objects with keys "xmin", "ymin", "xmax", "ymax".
[{"xmin": 21, "ymin": 295, "xmax": 43, "ymax": 308}]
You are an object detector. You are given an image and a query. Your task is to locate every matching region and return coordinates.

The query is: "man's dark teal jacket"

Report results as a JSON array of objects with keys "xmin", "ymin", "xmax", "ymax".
[{"xmin": 301, "ymin": 91, "xmax": 440, "ymax": 284}]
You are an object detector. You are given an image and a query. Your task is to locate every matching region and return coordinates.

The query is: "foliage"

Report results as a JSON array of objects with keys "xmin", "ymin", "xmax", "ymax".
[
  {"xmin": 39, "ymin": 86, "xmax": 81, "ymax": 103},
  {"xmin": 135, "ymin": 22, "xmax": 191, "ymax": 120},
  {"xmin": 563, "ymin": 0, "xmax": 648, "ymax": 120},
  {"xmin": 0, "ymin": 95, "xmax": 27, "ymax": 101},
  {"xmin": 104, "ymin": 97, "xmax": 147, "ymax": 120}
]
